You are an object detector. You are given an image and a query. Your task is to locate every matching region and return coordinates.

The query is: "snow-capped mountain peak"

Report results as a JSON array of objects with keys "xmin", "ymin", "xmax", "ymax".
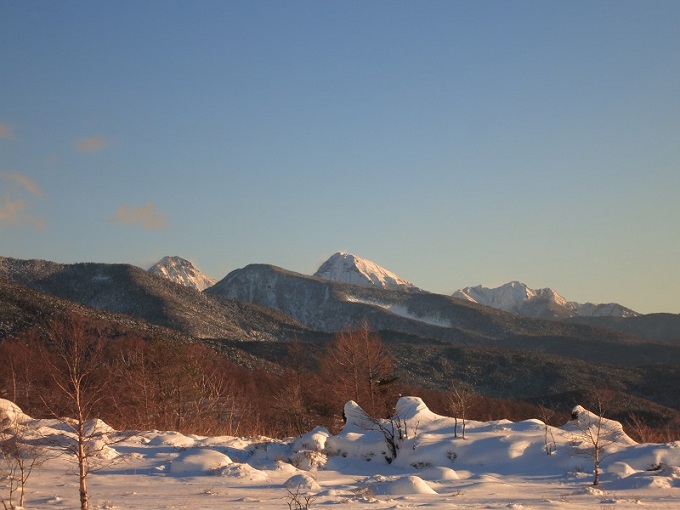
[
  {"xmin": 314, "ymin": 252, "xmax": 417, "ymax": 291},
  {"xmin": 453, "ymin": 281, "xmax": 567, "ymax": 311},
  {"xmin": 452, "ymin": 281, "xmax": 637, "ymax": 319},
  {"xmin": 148, "ymin": 256, "xmax": 216, "ymax": 291}
]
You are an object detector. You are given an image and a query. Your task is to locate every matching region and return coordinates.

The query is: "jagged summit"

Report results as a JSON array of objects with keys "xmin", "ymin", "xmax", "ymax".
[
  {"xmin": 453, "ymin": 281, "xmax": 567, "ymax": 310},
  {"xmin": 313, "ymin": 252, "xmax": 417, "ymax": 291},
  {"xmin": 148, "ymin": 256, "xmax": 216, "ymax": 291},
  {"xmin": 453, "ymin": 281, "xmax": 638, "ymax": 320}
]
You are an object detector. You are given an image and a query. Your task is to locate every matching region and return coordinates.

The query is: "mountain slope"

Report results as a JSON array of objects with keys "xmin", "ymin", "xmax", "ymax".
[
  {"xmin": 314, "ymin": 252, "xmax": 417, "ymax": 291},
  {"xmin": 0, "ymin": 257, "xmax": 308, "ymax": 341},
  {"xmin": 206, "ymin": 263, "xmax": 677, "ymax": 366},
  {"xmin": 566, "ymin": 313, "xmax": 680, "ymax": 345},
  {"xmin": 0, "ymin": 276, "xmax": 189, "ymax": 342},
  {"xmin": 453, "ymin": 281, "xmax": 637, "ymax": 320},
  {"xmin": 149, "ymin": 256, "xmax": 216, "ymax": 291}
]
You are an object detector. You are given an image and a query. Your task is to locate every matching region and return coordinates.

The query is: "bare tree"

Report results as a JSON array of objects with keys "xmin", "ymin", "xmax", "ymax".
[
  {"xmin": 570, "ymin": 397, "xmax": 623, "ymax": 485},
  {"xmin": 353, "ymin": 404, "xmax": 418, "ymax": 464},
  {"xmin": 0, "ymin": 406, "xmax": 50, "ymax": 509},
  {"xmin": 285, "ymin": 485, "xmax": 317, "ymax": 510},
  {"xmin": 447, "ymin": 384, "xmax": 473, "ymax": 439},
  {"xmin": 539, "ymin": 404, "xmax": 557, "ymax": 455},
  {"xmin": 627, "ymin": 413, "xmax": 664, "ymax": 444},
  {"xmin": 321, "ymin": 323, "xmax": 395, "ymax": 417},
  {"xmin": 41, "ymin": 315, "xmax": 111, "ymax": 510},
  {"xmin": 271, "ymin": 340, "xmax": 320, "ymax": 436}
]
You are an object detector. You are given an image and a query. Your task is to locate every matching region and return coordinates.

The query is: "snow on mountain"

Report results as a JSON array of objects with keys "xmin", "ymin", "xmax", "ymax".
[
  {"xmin": 148, "ymin": 256, "xmax": 216, "ymax": 291},
  {"xmin": 453, "ymin": 281, "xmax": 638, "ymax": 319},
  {"xmin": 453, "ymin": 281, "xmax": 567, "ymax": 311},
  {"xmin": 314, "ymin": 252, "xmax": 418, "ymax": 291}
]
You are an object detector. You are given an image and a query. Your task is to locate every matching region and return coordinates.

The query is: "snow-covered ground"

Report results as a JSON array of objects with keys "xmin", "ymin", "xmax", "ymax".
[{"xmin": 2, "ymin": 397, "xmax": 679, "ymax": 509}]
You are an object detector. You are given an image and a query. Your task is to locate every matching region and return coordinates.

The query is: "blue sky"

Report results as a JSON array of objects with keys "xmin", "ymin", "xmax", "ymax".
[{"xmin": 1, "ymin": 1, "xmax": 679, "ymax": 313}]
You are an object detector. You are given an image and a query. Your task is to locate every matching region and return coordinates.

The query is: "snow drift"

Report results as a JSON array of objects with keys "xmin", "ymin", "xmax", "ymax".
[{"xmin": 1, "ymin": 397, "xmax": 679, "ymax": 509}]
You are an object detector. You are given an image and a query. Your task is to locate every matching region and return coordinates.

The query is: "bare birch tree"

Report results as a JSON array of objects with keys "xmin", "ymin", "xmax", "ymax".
[
  {"xmin": 41, "ymin": 315, "xmax": 111, "ymax": 510},
  {"xmin": 570, "ymin": 397, "xmax": 623, "ymax": 486},
  {"xmin": 0, "ymin": 407, "xmax": 50, "ymax": 509},
  {"xmin": 447, "ymin": 384, "xmax": 473, "ymax": 439}
]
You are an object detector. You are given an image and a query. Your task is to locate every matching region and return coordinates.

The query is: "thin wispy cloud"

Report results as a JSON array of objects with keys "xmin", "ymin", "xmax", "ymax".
[
  {"xmin": 111, "ymin": 202, "xmax": 168, "ymax": 230},
  {"xmin": 0, "ymin": 172, "xmax": 46, "ymax": 229},
  {"xmin": 2, "ymin": 171, "xmax": 43, "ymax": 197},
  {"xmin": 0, "ymin": 123, "xmax": 13, "ymax": 139},
  {"xmin": 75, "ymin": 135, "xmax": 111, "ymax": 152}
]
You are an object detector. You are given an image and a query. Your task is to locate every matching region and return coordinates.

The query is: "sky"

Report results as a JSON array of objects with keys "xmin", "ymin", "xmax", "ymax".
[{"xmin": 1, "ymin": 1, "xmax": 679, "ymax": 314}]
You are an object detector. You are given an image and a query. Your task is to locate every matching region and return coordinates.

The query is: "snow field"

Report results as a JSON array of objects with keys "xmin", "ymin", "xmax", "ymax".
[{"xmin": 1, "ymin": 397, "xmax": 679, "ymax": 509}]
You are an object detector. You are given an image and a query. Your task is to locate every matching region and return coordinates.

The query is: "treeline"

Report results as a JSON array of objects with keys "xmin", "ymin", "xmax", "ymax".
[{"xmin": 1, "ymin": 313, "xmax": 677, "ymax": 442}]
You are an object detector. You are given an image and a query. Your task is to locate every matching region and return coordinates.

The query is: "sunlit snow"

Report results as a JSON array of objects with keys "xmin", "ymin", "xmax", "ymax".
[
  {"xmin": 2, "ymin": 397, "xmax": 679, "ymax": 509},
  {"xmin": 344, "ymin": 295, "xmax": 451, "ymax": 327}
]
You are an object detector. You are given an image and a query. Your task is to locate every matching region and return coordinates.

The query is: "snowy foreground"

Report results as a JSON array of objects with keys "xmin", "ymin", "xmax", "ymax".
[{"xmin": 2, "ymin": 397, "xmax": 680, "ymax": 509}]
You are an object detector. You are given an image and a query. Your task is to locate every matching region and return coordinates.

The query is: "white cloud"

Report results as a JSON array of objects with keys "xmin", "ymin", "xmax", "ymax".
[
  {"xmin": 75, "ymin": 136, "xmax": 111, "ymax": 152},
  {"xmin": 111, "ymin": 202, "xmax": 168, "ymax": 230},
  {"xmin": 0, "ymin": 172, "xmax": 46, "ymax": 229}
]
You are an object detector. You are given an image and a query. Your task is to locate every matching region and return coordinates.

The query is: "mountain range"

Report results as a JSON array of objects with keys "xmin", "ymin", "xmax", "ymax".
[
  {"xmin": 2, "ymin": 252, "xmax": 680, "ymax": 425},
  {"xmin": 148, "ymin": 251, "xmax": 640, "ymax": 321},
  {"xmin": 452, "ymin": 281, "xmax": 638, "ymax": 320}
]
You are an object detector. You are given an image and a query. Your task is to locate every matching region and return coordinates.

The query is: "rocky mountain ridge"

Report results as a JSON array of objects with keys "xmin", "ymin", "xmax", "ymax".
[
  {"xmin": 453, "ymin": 280, "xmax": 638, "ymax": 320},
  {"xmin": 0, "ymin": 256, "xmax": 308, "ymax": 341},
  {"xmin": 205, "ymin": 262, "xmax": 679, "ymax": 366}
]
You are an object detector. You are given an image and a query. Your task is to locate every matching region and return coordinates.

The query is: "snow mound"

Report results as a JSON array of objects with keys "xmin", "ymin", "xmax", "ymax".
[
  {"xmin": 342, "ymin": 400, "xmax": 370, "ymax": 430},
  {"xmin": 146, "ymin": 431, "xmax": 196, "ymax": 448},
  {"xmin": 219, "ymin": 463, "xmax": 269, "ymax": 482},
  {"xmin": 83, "ymin": 417, "xmax": 115, "ymax": 436},
  {"xmin": 284, "ymin": 473, "xmax": 320, "ymax": 491},
  {"xmin": 370, "ymin": 475, "xmax": 438, "ymax": 495},
  {"xmin": 342, "ymin": 397, "xmax": 440, "ymax": 430},
  {"xmin": 0, "ymin": 398, "xmax": 31, "ymax": 425},
  {"xmin": 607, "ymin": 466, "xmax": 680, "ymax": 490},
  {"xmin": 288, "ymin": 426, "xmax": 331, "ymax": 469},
  {"xmin": 87, "ymin": 438, "xmax": 119, "ymax": 460},
  {"xmin": 395, "ymin": 396, "xmax": 441, "ymax": 422},
  {"xmin": 607, "ymin": 461, "xmax": 637, "ymax": 478},
  {"xmin": 292, "ymin": 426, "xmax": 329, "ymax": 452},
  {"xmin": 289, "ymin": 450, "xmax": 327, "ymax": 470},
  {"xmin": 170, "ymin": 449, "xmax": 232, "ymax": 475},
  {"xmin": 418, "ymin": 466, "xmax": 460, "ymax": 481},
  {"xmin": 569, "ymin": 405, "xmax": 637, "ymax": 445}
]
